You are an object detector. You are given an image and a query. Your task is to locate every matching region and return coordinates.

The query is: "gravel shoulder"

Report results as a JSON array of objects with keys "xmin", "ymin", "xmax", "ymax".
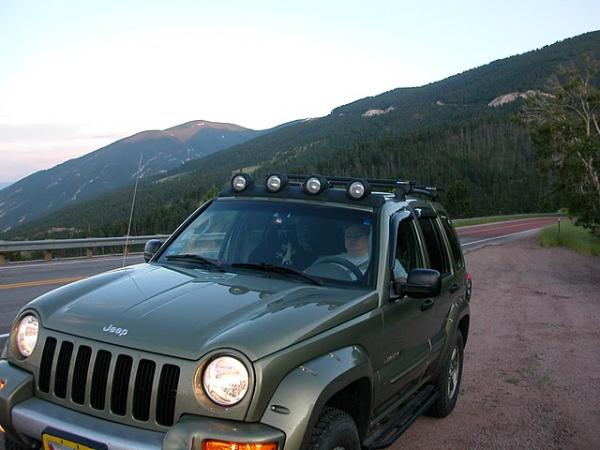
[{"xmin": 394, "ymin": 235, "xmax": 600, "ymax": 449}]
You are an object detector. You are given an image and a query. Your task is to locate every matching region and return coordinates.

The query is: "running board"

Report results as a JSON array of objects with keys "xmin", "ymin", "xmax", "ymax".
[{"xmin": 362, "ymin": 385, "xmax": 438, "ymax": 450}]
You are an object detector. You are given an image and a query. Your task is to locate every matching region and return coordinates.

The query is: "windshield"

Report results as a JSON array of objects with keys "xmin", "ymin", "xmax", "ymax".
[{"xmin": 159, "ymin": 198, "xmax": 378, "ymax": 287}]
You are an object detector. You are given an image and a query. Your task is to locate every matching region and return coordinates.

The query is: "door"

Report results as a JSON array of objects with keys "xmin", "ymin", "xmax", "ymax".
[
  {"xmin": 375, "ymin": 212, "xmax": 431, "ymax": 407},
  {"xmin": 416, "ymin": 213, "xmax": 456, "ymax": 373}
]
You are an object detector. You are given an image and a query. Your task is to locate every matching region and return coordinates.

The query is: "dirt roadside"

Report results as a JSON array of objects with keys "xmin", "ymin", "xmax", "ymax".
[{"xmin": 394, "ymin": 235, "xmax": 600, "ymax": 449}]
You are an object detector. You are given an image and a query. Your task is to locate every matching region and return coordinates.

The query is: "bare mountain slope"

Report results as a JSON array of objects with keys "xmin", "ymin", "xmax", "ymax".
[{"xmin": 0, "ymin": 120, "xmax": 267, "ymax": 232}]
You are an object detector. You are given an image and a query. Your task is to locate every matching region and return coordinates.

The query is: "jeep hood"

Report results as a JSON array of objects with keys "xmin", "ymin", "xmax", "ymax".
[{"xmin": 30, "ymin": 263, "xmax": 378, "ymax": 361}]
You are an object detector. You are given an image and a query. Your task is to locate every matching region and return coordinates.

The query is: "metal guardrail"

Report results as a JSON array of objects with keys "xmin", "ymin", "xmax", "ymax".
[{"xmin": 0, "ymin": 235, "xmax": 170, "ymax": 264}]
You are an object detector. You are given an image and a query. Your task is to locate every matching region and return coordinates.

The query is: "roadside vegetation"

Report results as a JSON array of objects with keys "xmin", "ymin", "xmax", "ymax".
[
  {"xmin": 522, "ymin": 55, "xmax": 600, "ymax": 238},
  {"xmin": 539, "ymin": 221, "xmax": 600, "ymax": 256}
]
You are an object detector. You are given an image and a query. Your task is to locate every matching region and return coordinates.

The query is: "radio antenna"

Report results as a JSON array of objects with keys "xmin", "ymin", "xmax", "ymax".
[{"xmin": 123, "ymin": 154, "xmax": 143, "ymax": 267}]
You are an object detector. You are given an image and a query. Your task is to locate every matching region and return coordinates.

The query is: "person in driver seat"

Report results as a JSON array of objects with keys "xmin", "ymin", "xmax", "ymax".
[
  {"xmin": 338, "ymin": 224, "xmax": 371, "ymax": 274},
  {"xmin": 339, "ymin": 223, "xmax": 408, "ymax": 280}
]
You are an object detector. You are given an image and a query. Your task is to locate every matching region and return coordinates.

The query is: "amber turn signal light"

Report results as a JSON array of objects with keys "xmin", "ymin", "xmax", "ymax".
[
  {"xmin": 203, "ymin": 441, "xmax": 277, "ymax": 450},
  {"xmin": 0, "ymin": 378, "xmax": 6, "ymax": 391}
]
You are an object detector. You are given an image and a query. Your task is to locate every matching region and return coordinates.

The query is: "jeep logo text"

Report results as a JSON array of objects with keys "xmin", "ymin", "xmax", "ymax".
[{"xmin": 102, "ymin": 324, "xmax": 128, "ymax": 337}]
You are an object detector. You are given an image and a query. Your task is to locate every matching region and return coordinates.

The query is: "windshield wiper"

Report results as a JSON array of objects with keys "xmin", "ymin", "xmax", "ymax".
[
  {"xmin": 231, "ymin": 262, "xmax": 323, "ymax": 286},
  {"xmin": 165, "ymin": 254, "xmax": 225, "ymax": 272}
]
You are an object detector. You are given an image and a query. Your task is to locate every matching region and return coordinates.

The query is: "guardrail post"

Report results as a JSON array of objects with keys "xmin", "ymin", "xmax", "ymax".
[
  {"xmin": 86, "ymin": 248, "xmax": 93, "ymax": 257},
  {"xmin": 44, "ymin": 250, "xmax": 52, "ymax": 261},
  {"xmin": 0, "ymin": 254, "xmax": 5, "ymax": 265}
]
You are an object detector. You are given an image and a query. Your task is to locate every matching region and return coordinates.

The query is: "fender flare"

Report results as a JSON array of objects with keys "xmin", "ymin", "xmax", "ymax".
[
  {"xmin": 260, "ymin": 345, "xmax": 373, "ymax": 450},
  {"xmin": 434, "ymin": 299, "xmax": 470, "ymax": 374}
]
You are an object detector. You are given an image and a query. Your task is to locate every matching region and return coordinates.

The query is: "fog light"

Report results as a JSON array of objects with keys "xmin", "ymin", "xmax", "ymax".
[
  {"xmin": 265, "ymin": 173, "xmax": 288, "ymax": 193},
  {"xmin": 346, "ymin": 179, "xmax": 371, "ymax": 200},
  {"xmin": 203, "ymin": 440, "xmax": 277, "ymax": 450},
  {"xmin": 231, "ymin": 174, "xmax": 253, "ymax": 192},
  {"xmin": 302, "ymin": 175, "xmax": 327, "ymax": 195}
]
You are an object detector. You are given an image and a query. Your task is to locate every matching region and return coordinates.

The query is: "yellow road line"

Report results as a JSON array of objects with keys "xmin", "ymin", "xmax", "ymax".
[{"xmin": 0, "ymin": 276, "xmax": 84, "ymax": 290}]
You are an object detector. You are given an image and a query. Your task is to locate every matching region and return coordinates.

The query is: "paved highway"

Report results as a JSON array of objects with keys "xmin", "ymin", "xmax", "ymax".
[{"xmin": 0, "ymin": 216, "xmax": 559, "ymax": 346}]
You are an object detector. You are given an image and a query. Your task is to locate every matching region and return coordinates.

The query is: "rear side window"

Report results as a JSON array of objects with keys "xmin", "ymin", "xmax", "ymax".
[
  {"xmin": 418, "ymin": 217, "xmax": 450, "ymax": 275},
  {"xmin": 440, "ymin": 216, "xmax": 464, "ymax": 270}
]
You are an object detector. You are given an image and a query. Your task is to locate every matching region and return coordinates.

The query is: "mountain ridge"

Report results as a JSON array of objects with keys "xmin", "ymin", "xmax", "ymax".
[{"xmin": 0, "ymin": 120, "xmax": 276, "ymax": 232}]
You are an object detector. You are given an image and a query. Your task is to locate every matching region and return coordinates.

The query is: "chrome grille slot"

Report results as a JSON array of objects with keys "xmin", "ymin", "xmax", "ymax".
[
  {"xmin": 111, "ymin": 354, "xmax": 133, "ymax": 416},
  {"xmin": 71, "ymin": 345, "xmax": 92, "ymax": 404},
  {"xmin": 132, "ymin": 359, "xmax": 155, "ymax": 421},
  {"xmin": 53, "ymin": 341, "xmax": 73, "ymax": 398},
  {"xmin": 38, "ymin": 337, "xmax": 57, "ymax": 393},
  {"xmin": 156, "ymin": 364, "xmax": 180, "ymax": 426},
  {"xmin": 90, "ymin": 350, "xmax": 111, "ymax": 410}
]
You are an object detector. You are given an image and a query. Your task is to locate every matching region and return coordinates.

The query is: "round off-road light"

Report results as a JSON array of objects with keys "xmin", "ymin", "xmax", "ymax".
[
  {"xmin": 346, "ymin": 179, "xmax": 371, "ymax": 200},
  {"xmin": 231, "ymin": 174, "xmax": 253, "ymax": 192},
  {"xmin": 265, "ymin": 173, "xmax": 288, "ymax": 193},
  {"xmin": 16, "ymin": 315, "xmax": 39, "ymax": 358},
  {"xmin": 302, "ymin": 175, "xmax": 327, "ymax": 195},
  {"xmin": 200, "ymin": 356, "xmax": 249, "ymax": 406}
]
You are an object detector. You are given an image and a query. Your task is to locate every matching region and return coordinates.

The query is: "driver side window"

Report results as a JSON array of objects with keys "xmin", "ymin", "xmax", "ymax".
[{"xmin": 394, "ymin": 219, "xmax": 422, "ymax": 280}]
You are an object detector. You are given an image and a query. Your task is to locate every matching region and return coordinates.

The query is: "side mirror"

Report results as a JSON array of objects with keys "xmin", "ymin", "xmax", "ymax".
[
  {"xmin": 393, "ymin": 268, "xmax": 441, "ymax": 298},
  {"xmin": 144, "ymin": 239, "xmax": 163, "ymax": 262}
]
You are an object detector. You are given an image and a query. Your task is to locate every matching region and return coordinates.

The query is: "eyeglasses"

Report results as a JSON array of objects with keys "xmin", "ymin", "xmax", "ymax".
[{"xmin": 345, "ymin": 233, "xmax": 367, "ymax": 240}]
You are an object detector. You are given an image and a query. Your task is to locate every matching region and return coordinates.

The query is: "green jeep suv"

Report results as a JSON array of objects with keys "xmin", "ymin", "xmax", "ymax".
[{"xmin": 0, "ymin": 174, "xmax": 471, "ymax": 450}]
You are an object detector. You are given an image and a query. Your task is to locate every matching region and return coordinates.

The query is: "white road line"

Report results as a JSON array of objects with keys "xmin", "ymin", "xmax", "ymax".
[
  {"xmin": 461, "ymin": 227, "xmax": 543, "ymax": 247},
  {"xmin": 0, "ymin": 333, "xmax": 9, "ymax": 339}
]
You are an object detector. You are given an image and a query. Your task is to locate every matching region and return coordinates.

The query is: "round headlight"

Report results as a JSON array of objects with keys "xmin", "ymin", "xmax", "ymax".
[
  {"xmin": 231, "ymin": 174, "xmax": 253, "ymax": 192},
  {"xmin": 265, "ymin": 173, "xmax": 288, "ymax": 193},
  {"xmin": 200, "ymin": 356, "xmax": 249, "ymax": 406},
  {"xmin": 16, "ymin": 315, "xmax": 39, "ymax": 358},
  {"xmin": 303, "ymin": 175, "xmax": 327, "ymax": 195},
  {"xmin": 346, "ymin": 179, "xmax": 371, "ymax": 200}
]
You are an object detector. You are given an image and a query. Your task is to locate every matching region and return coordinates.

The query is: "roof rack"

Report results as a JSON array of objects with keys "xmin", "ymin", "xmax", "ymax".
[
  {"xmin": 286, "ymin": 174, "xmax": 441, "ymax": 201},
  {"xmin": 410, "ymin": 185, "xmax": 442, "ymax": 201}
]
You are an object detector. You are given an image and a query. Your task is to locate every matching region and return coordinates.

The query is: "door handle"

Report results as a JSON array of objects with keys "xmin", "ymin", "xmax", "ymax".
[
  {"xmin": 449, "ymin": 283, "xmax": 460, "ymax": 293},
  {"xmin": 421, "ymin": 298, "xmax": 435, "ymax": 311}
]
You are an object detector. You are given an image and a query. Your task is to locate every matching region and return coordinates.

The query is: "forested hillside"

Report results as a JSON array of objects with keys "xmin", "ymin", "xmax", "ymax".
[{"xmin": 7, "ymin": 31, "xmax": 600, "ymax": 240}]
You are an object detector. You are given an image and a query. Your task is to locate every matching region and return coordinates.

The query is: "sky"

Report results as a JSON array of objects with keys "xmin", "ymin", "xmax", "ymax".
[{"xmin": 0, "ymin": 0, "xmax": 599, "ymax": 183}]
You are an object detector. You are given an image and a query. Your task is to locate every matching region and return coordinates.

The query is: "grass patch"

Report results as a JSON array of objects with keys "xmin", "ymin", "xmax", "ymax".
[
  {"xmin": 538, "ymin": 221, "xmax": 600, "ymax": 256},
  {"xmin": 454, "ymin": 213, "xmax": 561, "ymax": 228}
]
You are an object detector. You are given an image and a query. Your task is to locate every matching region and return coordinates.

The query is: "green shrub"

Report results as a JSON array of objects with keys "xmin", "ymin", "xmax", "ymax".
[{"xmin": 538, "ymin": 221, "xmax": 600, "ymax": 256}]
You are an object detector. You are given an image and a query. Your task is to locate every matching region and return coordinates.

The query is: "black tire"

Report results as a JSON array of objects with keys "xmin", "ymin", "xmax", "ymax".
[
  {"xmin": 428, "ymin": 331, "xmax": 464, "ymax": 418},
  {"xmin": 308, "ymin": 406, "xmax": 361, "ymax": 450}
]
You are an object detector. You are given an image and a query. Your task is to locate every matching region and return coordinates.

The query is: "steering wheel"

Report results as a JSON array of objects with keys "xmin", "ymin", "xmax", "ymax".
[{"xmin": 315, "ymin": 256, "xmax": 364, "ymax": 280}]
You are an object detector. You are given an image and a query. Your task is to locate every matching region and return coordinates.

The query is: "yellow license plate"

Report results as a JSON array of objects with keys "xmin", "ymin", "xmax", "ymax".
[{"xmin": 43, "ymin": 434, "xmax": 95, "ymax": 450}]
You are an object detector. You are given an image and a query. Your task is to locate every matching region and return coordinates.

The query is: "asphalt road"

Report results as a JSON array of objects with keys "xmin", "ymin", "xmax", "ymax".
[
  {"xmin": 0, "ymin": 255, "xmax": 144, "ymax": 344},
  {"xmin": 457, "ymin": 216, "xmax": 561, "ymax": 250}
]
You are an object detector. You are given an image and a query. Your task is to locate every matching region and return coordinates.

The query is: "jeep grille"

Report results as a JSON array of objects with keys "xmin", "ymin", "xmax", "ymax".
[{"xmin": 37, "ymin": 336, "xmax": 180, "ymax": 427}]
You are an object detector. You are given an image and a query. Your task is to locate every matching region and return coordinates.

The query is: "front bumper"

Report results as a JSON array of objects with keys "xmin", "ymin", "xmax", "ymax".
[{"xmin": 0, "ymin": 361, "xmax": 285, "ymax": 450}]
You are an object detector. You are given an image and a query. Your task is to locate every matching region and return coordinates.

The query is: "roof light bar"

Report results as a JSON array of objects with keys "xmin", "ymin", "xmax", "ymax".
[
  {"xmin": 346, "ymin": 179, "xmax": 371, "ymax": 200},
  {"xmin": 302, "ymin": 175, "xmax": 328, "ymax": 195},
  {"xmin": 231, "ymin": 173, "xmax": 254, "ymax": 192},
  {"xmin": 265, "ymin": 173, "xmax": 289, "ymax": 193}
]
